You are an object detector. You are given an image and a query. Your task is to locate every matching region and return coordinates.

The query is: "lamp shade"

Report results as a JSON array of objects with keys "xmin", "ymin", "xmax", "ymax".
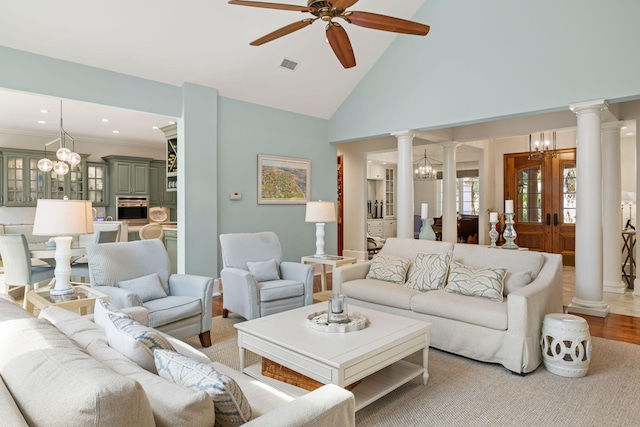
[
  {"xmin": 305, "ymin": 201, "xmax": 336, "ymax": 223},
  {"xmin": 33, "ymin": 199, "xmax": 94, "ymax": 236}
]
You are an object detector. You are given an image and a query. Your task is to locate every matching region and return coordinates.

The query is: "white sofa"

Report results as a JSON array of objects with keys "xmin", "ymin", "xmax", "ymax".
[
  {"xmin": 333, "ymin": 238, "xmax": 563, "ymax": 374},
  {"xmin": 0, "ymin": 297, "xmax": 355, "ymax": 426}
]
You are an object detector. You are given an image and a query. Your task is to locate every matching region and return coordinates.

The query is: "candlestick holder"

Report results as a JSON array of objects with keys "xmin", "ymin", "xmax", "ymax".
[
  {"xmin": 502, "ymin": 212, "xmax": 519, "ymax": 249},
  {"xmin": 419, "ymin": 218, "xmax": 436, "ymax": 240},
  {"xmin": 489, "ymin": 221, "xmax": 499, "ymax": 248},
  {"xmin": 328, "ymin": 293, "xmax": 349, "ymax": 324}
]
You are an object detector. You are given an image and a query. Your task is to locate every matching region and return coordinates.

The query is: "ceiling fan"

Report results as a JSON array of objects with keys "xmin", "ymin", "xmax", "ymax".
[{"xmin": 228, "ymin": 0, "xmax": 430, "ymax": 69}]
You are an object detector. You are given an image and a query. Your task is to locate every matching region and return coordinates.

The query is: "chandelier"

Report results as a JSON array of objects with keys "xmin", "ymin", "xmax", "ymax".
[
  {"xmin": 414, "ymin": 150, "xmax": 438, "ymax": 180},
  {"xmin": 528, "ymin": 131, "xmax": 557, "ymax": 160},
  {"xmin": 37, "ymin": 100, "xmax": 81, "ymax": 175}
]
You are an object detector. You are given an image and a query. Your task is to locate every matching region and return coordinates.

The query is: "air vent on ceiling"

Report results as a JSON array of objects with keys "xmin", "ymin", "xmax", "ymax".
[{"xmin": 280, "ymin": 58, "xmax": 298, "ymax": 71}]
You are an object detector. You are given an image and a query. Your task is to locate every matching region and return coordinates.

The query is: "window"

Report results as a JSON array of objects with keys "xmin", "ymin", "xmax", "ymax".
[{"xmin": 436, "ymin": 175, "xmax": 480, "ymax": 216}]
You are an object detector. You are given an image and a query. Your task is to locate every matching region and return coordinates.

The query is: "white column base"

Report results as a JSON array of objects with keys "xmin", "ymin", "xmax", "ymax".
[
  {"xmin": 567, "ymin": 297, "xmax": 610, "ymax": 318},
  {"xmin": 603, "ymin": 280, "xmax": 627, "ymax": 294}
]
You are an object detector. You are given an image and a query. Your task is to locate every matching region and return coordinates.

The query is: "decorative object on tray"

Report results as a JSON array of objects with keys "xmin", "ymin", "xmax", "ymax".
[
  {"xmin": 489, "ymin": 211, "xmax": 499, "ymax": 248},
  {"xmin": 328, "ymin": 292, "xmax": 348, "ymax": 323},
  {"xmin": 306, "ymin": 311, "xmax": 367, "ymax": 333}
]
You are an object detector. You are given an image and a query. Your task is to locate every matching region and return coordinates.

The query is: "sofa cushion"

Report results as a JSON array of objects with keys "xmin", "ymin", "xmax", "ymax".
[
  {"xmin": 105, "ymin": 313, "xmax": 175, "ymax": 373},
  {"xmin": 404, "ymin": 251, "xmax": 452, "ymax": 291},
  {"xmin": 381, "ymin": 237, "xmax": 454, "ymax": 260},
  {"xmin": 39, "ymin": 305, "xmax": 108, "ymax": 348},
  {"xmin": 259, "ymin": 279, "xmax": 304, "ymax": 302},
  {"xmin": 411, "ymin": 289, "xmax": 508, "ymax": 330},
  {"xmin": 366, "ymin": 253, "xmax": 411, "ymax": 285},
  {"xmin": 0, "ymin": 376, "xmax": 28, "ymax": 427},
  {"xmin": 0, "ymin": 306, "xmax": 155, "ymax": 427},
  {"xmin": 445, "ymin": 261, "xmax": 506, "ymax": 302},
  {"xmin": 144, "ymin": 295, "xmax": 202, "ymax": 328},
  {"xmin": 94, "ymin": 298, "xmax": 130, "ymax": 329},
  {"xmin": 247, "ymin": 259, "xmax": 280, "ymax": 282},
  {"xmin": 503, "ymin": 270, "xmax": 533, "ymax": 296},
  {"xmin": 119, "ymin": 273, "xmax": 168, "ymax": 302},
  {"xmin": 341, "ymin": 278, "xmax": 420, "ymax": 310},
  {"xmin": 452, "ymin": 244, "xmax": 545, "ymax": 293},
  {"xmin": 155, "ymin": 350, "xmax": 252, "ymax": 427}
]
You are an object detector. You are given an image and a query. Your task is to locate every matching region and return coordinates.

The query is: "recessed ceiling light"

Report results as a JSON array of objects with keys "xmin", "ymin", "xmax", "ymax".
[
  {"xmin": 168, "ymin": 121, "xmax": 176, "ymax": 125},
  {"xmin": 621, "ymin": 126, "xmax": 628, "ymax": 130},
  {"xmin": 152, "ymin": 126, "xmax": 159, "ymax": 130},
  {"xmin": 37, "ymin": 120, "xmax": 46, "ymax": 124},
  {"xmin": 40, "ymin": 109, "xmax": 48, "ymax": 114},
  {"xmin": 102, "ymin": 118, "xmax": 109, "ymax": 123},
  {"xmin": 112, "ymin": 130, "xmax": 120, "ymax": 134},
  {"xmin": 626, "ymin": 132, "xmax": 633, "ymax": 136}
]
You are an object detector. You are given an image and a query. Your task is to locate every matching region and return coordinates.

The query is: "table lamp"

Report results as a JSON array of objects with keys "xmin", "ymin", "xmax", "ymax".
[
  {"xmin": 305, "ymin": 201, "xmax": 336, "ymax": 258},
  {"xmin": 418, "ymin": 202, "xmax": 436, "ymax": 240},
  {"xmin": 32, "ymin": 199, "xmax": 94, "ymax": 295}
]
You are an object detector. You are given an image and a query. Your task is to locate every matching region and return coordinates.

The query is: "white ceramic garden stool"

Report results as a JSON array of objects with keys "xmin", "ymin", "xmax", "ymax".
[{"xmin": 541, "ymin": 313, "xmax": 592, "ymax": 377}]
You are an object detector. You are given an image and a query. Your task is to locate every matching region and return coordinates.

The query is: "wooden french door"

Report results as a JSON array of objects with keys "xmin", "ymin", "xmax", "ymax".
[
  {"xmin": 337, "ymin": 155, "xmax": 344, "ymax": 256},
  {"xmin": 504, "ymin": 148, "xmax": 576, "ymax": 266}
]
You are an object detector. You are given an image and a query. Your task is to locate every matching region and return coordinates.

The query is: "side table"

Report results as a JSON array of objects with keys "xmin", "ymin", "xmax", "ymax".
[
  {"xmin": 301, "ymin": 255, "xmax": 356, "ymax": 293},
  {"xmin": 25, "ymin": 284, "xmax": 109, "ymax": 316}
]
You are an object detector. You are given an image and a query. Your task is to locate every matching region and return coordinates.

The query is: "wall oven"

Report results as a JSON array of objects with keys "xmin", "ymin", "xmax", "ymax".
[{"xmin": 116, "ymin": 196, "xmax": 149, "ymax": 225}]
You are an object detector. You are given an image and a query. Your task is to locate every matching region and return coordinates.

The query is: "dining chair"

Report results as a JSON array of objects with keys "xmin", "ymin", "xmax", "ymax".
[
  {"xmin": 138, "ymin": 223, "xmax": 164, "ymax": 241},
  {"xmin": 71, "ymin": 229, "xmax": 121, "ymax": 280},
  {"xmin": 0, "ymin": 234, "xmax": 55, "ymax": 309}
]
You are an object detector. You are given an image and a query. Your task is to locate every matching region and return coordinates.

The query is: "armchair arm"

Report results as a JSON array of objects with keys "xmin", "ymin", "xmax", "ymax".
[
  {"xmin": 93, "ymin": 286, "xmax": 143, "ymax": 308},
  {"xmin": 220, "ymin": 267, "xmax": 261, "ymax": 320},
  {"xmin": 280, "ymin": 262, "xmax": 314, "ymax": 305},
  {"xmin": 332, "ymin": 261, "xmax": 372, "ymax": 294},
  {"xmin": 168, "ymin": 274, "xmax": 214, "ymax": 332},
  {"xmin": 244, "ymin": 384, "xmax": 355, "ymax": 427}
]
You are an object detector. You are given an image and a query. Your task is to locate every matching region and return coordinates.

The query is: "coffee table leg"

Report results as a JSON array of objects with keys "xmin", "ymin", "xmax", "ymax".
[
  {"xmin": 239, "ymin": 347, "xmax": 246, "ymax": 371},
  {"xmin": 422, "ymin": 333, "xmax": 430, "ymax": 385}
]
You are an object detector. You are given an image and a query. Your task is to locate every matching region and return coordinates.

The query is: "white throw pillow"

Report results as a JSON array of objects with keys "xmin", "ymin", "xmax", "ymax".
[
  {"xmin": 94, "ymin": 298, "xmax": 130, "ymax": 329},
  {"xmin": 445, "ymin": 261, "xmax": 506, "ymax": 302},
  {"xmin": 246, "ymin": 259, "xmax": 280, "ymax": 282},
  {"xmin": 104, "ymin": 313, "xmax": 175, "ymax": 373},
  {"xmin": 118, "ymin": 273, "xmax": 167, "ymax": 302},
  {"xmin": 155, "ymin": 349, "xmax": 252, "ymax": 427},
  {"xmin": 503, "ymin": 270, "xmax": 532, "ymax": 295},
  {"xmin": 366, "ymin": 253, "xmax": 411, "ymax": 285},
  {"xmin": 404, "ymin": 251, "xmax": 452, "ymax": 291}
]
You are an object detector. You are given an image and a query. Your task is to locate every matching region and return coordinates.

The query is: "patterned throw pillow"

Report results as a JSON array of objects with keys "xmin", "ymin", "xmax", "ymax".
[
  {"xmin": 404, "ymin": 251, "xmax": 452, "ymax": 291},
  {"xmin": 366, "ymin": 253, "xmax": 411, "ymax": 285},
  {"xmin": 246, "ymin": 259, "xmax": 280, "ymax": 282},
  {"xmin": 105, "ymin": 313, "xmax": 175, "ymax": 373},
  {"xmin": 118, "ymin": 273, "xmax": 167, "ymax": 302},
  {"xmin": 155, "ymin": 349, "xmax": 252, "ymax": 427},
  {"xmin": 94, "ymin": 298, "xmax": 130, "ymax": 329},
  {"xmin": 444, "ymin": 261, "xmax": 506, "ymax": 302}
]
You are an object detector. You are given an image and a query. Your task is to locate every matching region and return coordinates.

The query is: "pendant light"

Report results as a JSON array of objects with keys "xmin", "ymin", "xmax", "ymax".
[{"xmin": 38, "ymin": 100, "xmax": 81, "ymax": 175}]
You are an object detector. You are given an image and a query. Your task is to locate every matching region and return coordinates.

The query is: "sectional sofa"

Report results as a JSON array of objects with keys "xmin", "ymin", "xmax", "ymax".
[
  {"xmin": 0, "ymin": 297, "xmax": 355, "ymax": 426},
  {"xmin": 333, "ymin": 238, "xmax": 563, "ymax": 374}
]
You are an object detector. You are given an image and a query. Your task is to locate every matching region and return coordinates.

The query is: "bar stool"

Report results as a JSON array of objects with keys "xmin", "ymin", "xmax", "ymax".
[{"xmin": 541, "ymin": 313, "xmax": 592, "ymax": 377}]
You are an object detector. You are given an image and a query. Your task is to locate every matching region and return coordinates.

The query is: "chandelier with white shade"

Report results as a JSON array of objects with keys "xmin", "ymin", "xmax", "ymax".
[{"xmin": 37, "ymin": 100, "xmax": 81, "ymax": 175}]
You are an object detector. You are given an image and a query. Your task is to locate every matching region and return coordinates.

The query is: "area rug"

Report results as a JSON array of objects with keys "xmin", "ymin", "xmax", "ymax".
[{"xmin": 186, "ymin": 316, "xmax": 640, "ymax": 426}]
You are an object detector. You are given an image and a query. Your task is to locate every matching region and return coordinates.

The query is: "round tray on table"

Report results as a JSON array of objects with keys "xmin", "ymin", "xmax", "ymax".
[{"xmin": 305, "ymin": 311, "xmax": 368, "ymax": 333}]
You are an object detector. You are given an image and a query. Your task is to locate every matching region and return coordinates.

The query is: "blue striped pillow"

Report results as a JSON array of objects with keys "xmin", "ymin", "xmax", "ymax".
[{"xmin": 155, "ymin": 349, "xmax": 252, "ymax": 427}]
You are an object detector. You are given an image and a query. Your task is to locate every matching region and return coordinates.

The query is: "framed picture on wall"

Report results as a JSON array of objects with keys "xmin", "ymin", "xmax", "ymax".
[{"xmin": 258, "ymin": 154, "xmax": 311, "ymax": 204}]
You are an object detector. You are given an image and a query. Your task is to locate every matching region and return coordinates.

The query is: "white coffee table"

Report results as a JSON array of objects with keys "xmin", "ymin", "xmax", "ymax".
[{"xmin": 235, "ymin": 303, "xmax": 432, "ymax": 411}]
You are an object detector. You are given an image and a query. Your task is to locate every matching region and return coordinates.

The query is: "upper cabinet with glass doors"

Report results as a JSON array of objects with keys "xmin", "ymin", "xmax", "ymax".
[{"xmin": 1, "ymin": 149, "xmax": 88, "ymax": 206}]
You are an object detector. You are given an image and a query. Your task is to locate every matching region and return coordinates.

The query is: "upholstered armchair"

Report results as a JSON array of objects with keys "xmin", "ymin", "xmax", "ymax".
[
  {"xmin": 219, "ymin": 232, "xmax": 314, "ymax": 320},
  {"xmin": 85, "ymin": 239, "xmax": 214, "ymax": 347}
]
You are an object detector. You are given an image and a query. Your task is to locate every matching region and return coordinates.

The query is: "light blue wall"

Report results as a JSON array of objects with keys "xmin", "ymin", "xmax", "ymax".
[
  {"xmin": 217, "ymin": 97, "xmax": 335, "ymax": 267},
  {"xmin": 329, "ymin": 0, "xmax": 640, "ymax": 142}
]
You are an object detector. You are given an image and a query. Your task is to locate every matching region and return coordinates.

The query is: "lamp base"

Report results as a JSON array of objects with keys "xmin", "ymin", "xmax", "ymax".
[
  {"xmin": 50, "ymin": 284, "xmax": 75, "ymax": 296},
  {"xmin": 314, "ymin": 222, "xmax": 326, "ymax": 258},
  {"xmin": 50, "ymin": 236, "xmax": 74, "ymax": 295},
  {"xmin": 419, "ymin": 218, "xmax": 436, "ymax": 240}
]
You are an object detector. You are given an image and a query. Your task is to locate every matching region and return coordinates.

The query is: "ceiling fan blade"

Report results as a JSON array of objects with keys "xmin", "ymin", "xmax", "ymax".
[
  {"xmin": 228, "ymin": 0, "xmax": 309, "ymax": 12},
  {"xmin": 331, "ymin": 0, "xmax": 359, "ymax": 10},
  {"xmin": 345, "ymin": 11, "xmax": 430, "ymax": 36},
  {"xmin": 326, "ymin": 22, "xmax": 356, "ymax": 69},
  {"xmin": 250, "ymin": 19, "xmax": 314, "ymax": 46}
]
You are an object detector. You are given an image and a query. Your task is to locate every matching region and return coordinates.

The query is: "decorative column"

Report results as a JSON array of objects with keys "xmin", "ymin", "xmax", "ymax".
[
  {"xmin": 441, "ymin": 142, "xmax": 459, "ymax": 243},
  {"xmin": 602, "ymin": 122, "xmax": 626, "ymax": 294},
  {"xmin": 392, "ymin": 130, "xmax": 415, "ymax": 239},
  {"xmin": 568, "ymin": 100, "xmax": 610, "ymax": 317}
]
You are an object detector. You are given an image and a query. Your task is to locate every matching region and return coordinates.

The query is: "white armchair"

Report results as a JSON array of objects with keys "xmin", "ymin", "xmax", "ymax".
[
  {"xmin": 85, "ymin": 239, "xmax": 214, "ymax": 346},
  {"xmin": 219, "ymin": 232, "xmax": 314, "ymax": 320}
]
